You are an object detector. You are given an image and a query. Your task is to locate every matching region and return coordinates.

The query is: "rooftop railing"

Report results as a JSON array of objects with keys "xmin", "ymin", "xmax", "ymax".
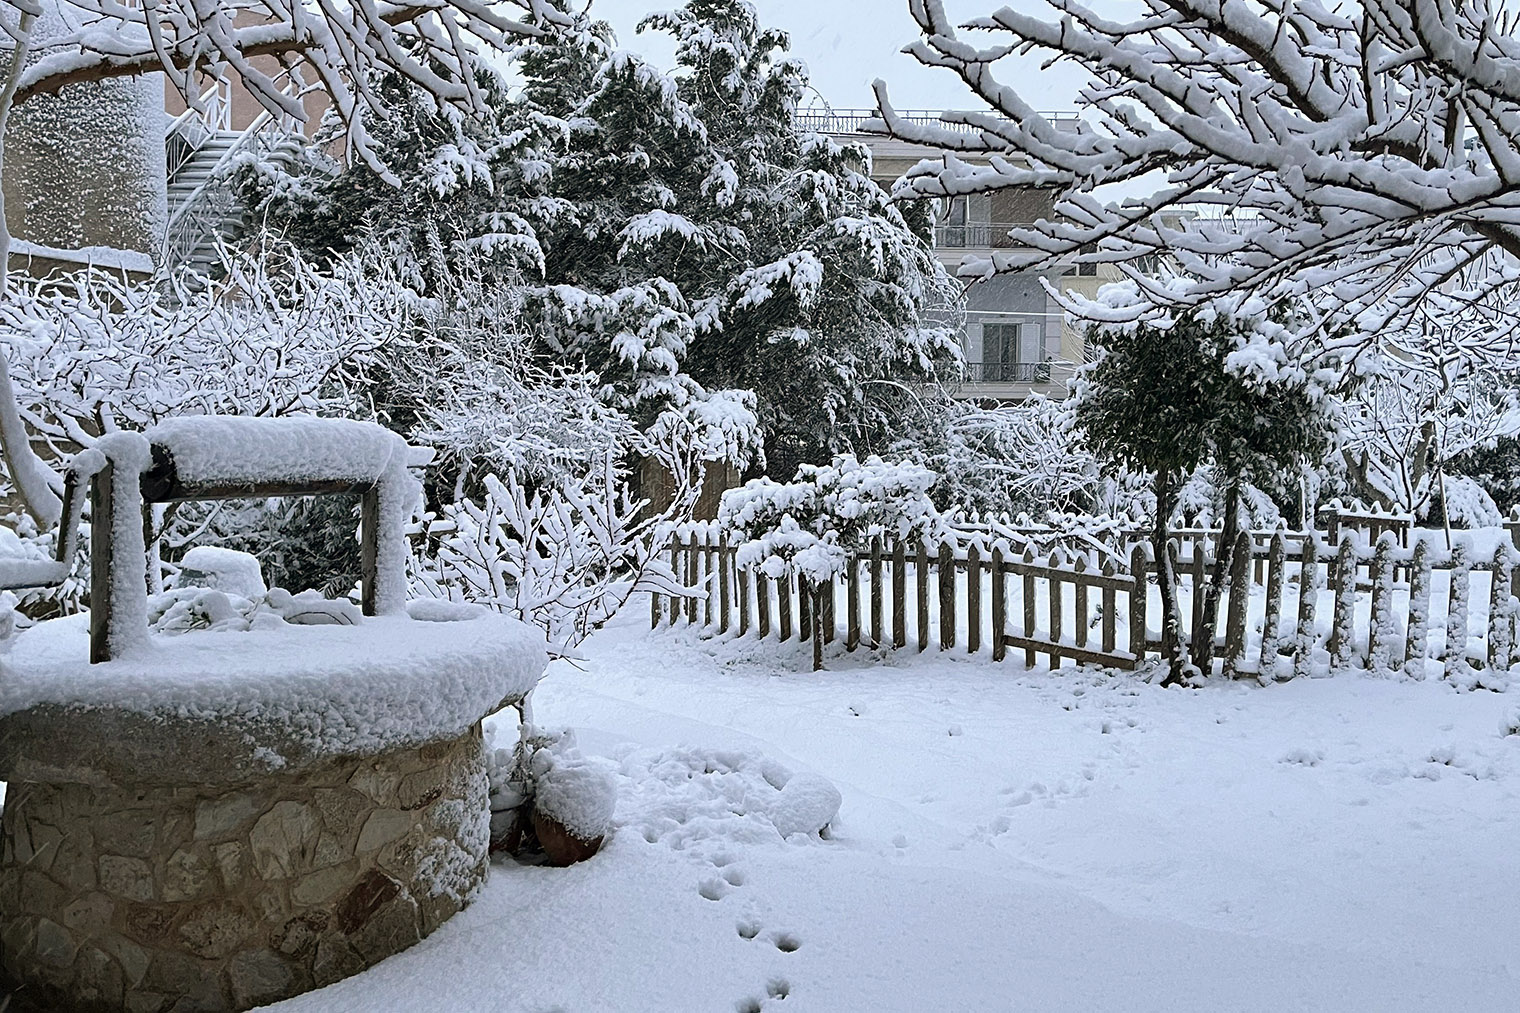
[{"xmin": 798, "ymin": 108, "xmax": 1078, "ymax": 137}]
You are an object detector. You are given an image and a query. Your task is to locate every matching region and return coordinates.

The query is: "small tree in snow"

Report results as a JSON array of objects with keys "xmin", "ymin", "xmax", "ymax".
[
  {"xmin": 1076, "ymin": 292, "xmax": 1328, "ymax": 683},
  {"xmin": 720, "ymin": 455, "xmax": 946, "ymax": 670}
]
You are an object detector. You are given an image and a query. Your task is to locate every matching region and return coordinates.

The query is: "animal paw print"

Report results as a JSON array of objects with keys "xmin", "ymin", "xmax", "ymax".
[
  {"xmin": 698, "ymin": 852, "xmax": 747, "ymax": 900},
  {"xmin": 735, "ymin": 979, "xmax": 791, "ymax": 1011}
]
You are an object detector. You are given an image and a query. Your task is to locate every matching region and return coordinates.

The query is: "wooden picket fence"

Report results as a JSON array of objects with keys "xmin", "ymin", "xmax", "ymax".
[{"xmin": 652, "ymin": 522, "xmax": 1520, "ymax": 679}]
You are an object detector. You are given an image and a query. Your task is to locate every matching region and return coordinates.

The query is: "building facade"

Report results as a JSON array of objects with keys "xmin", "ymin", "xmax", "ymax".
[{"xmin": 805, "ymin": 109, "xmax": 1119, "ymax": 403}]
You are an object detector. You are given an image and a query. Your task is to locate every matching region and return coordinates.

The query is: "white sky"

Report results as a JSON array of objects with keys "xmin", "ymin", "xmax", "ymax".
[{"xmin": 580, "ymin": 0, "xmax": 1099, "ymax": 114}]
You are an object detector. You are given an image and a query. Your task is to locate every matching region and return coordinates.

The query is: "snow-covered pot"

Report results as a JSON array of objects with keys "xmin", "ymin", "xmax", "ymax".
[{"xmin": 0, "ymin": 608, "xmax": 546, "ymax": 1012}]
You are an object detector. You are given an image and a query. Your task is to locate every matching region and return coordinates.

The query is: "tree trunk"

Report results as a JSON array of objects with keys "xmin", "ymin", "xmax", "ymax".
[
  {"xmin": 1190, "ymin": 477, "xmax": 1242, "ymax": 676},
  {"xmin": 1153, "ymin": 470, "xmax": 1188, "ymax": 686}
]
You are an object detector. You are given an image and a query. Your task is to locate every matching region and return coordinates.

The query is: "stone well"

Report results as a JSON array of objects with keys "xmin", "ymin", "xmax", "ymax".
[{"xmin": 0, "ymin": 610, "xmax": 546, "ymax": 1012}]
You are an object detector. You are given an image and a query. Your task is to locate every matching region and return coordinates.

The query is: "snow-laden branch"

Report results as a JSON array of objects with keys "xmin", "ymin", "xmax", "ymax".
[{"xmin": 877, "ymin": 0, "xmax": 1520, "ymax": 363}]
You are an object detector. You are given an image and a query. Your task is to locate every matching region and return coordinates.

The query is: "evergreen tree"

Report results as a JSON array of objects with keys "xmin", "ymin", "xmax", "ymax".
[
  {"xmin": 527, "ymin": 0, "xmax": 958, "ymax": 475},
  {"xmin": 1077, "ymin": 298, "xmax": 1327, "ymax": 684}
]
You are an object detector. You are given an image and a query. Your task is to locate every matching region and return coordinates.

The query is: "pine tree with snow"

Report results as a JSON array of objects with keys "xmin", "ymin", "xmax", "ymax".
[{"xmin": 523, "ymin": 0, "xmax": 959, "ymax": 475}]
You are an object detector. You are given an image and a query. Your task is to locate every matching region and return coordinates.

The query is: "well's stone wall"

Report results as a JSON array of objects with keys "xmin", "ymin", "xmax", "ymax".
[{"xmin": 0, "ymin": 723, "xmax": 489, "ymax": 1012}]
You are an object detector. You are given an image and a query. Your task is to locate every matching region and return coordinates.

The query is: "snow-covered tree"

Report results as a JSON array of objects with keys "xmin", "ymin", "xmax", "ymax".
[
  {"xmin": 525, "ymin": 0, "xmax": 960, "ymax": 476},
  {"xmin": 1076, "ymin": 289, "xmax": 1329, "ymax": 683},
  {"xmin": 0, "ymin": 0, "xmax": 565, "ymax": 528},
  {"xmin": 878, "ymin": 1, "xmax": 1520, "ymax": 368}
]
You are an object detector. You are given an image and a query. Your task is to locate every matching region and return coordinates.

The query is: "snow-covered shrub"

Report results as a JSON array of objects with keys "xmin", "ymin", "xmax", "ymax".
[
  {"xmin": 486, "ymin": 724, "xmax": 616, "ymax": 862},
  {"xmin": 898, "ymin": 396, "xmax": 1100, "ymax": 517},
  {"xmin": 721, "ymin": 455, "xmax": 947, "ymax": 668},
  {"xmin": 414, "ymin": 377, "xmax": 759, "ymax": 650},
  {"xmin": 722, "ymin": 455, "xmax": 946, "ymax": 586}
]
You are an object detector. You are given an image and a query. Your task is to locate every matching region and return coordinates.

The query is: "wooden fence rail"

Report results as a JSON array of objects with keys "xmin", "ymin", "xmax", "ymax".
[{"xmin": 652, "ymin": 526, "xmax": 1520, "ymax": 679}]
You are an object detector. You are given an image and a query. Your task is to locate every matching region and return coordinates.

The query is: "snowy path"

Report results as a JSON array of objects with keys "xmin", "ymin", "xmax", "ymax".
[{"xmin": 266, "ymin": 606, "xmax": 1520, "ymax": 1011}]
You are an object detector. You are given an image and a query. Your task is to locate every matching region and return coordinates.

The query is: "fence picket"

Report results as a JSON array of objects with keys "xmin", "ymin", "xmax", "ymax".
[
  {"xmin": 938, "ymin": 542, "xmax": 956, "ymax": 651},
  {"xmin": 798, "ymin": 573, "xmax": 812, "ymax": 642},
  {"xmin": 686, "ymin": 536, "xmax": 701, "ymax": 625},
  {"xmin": 967, "ymin": 544, "xmax": 982, "ymax": 655},
  {"xmin": 1048, "ymin": 550, "xmax": 1064, "ymax": 670},
  {"xmin": 1023, "ymin": 547, "xmax": 1037, "ymax": 667},
  {"xmin": 1222, "ymin": 530, "xmax": 1251, "ymax": 679},
  {"xmin": 1445, "ymin": 542, "xmax": 1471, "ymax": 682},
  {"xmin": 869, "ymin": 536, "xmax": 883, "ymax": 648},
  {"xmin": 1074, "ymin": 555, "xmax": 1090, "ymax": 650},
  {"xmin": 1404, "ymin": 540, "xmax": 1430, "ymax": 679},
  {"xmin": 758, "ymin": 574, "xmax": 771, "ymax": 639},
  {"xmin": 917, "ymin": 540, "xmax": 930, "ymax": 653},
  {"xmin": 1258, "ymin": 533, "xmax": 1285, "ymax": 679},
  {"xmin": 718, "ymin": 535, "xmax": 730, "ymax": 634},
  {"xmin": 778, "ymin": 573, "xmax": 792, "ymax": 641},
  {"xmin": 1368, "ymin": 535, "xmax": 1395, "ymax": 674},
  {"xmin": 1328, "ymin": 537, "xmax": 1356, "ymax": 671},
  {"xmin": 847, "ymin": 551, "xmax": 861, "ymax": 651},
  {"xmin": 1101, "ymin": 559, "xmax": 1117, "ymax": 655},
  {"xmin": 992, "ymin": 547, "xmax": 1007, "ymax": 662},
  {"xmin": 1189, "ymin": 540, "xmax": 1208, "ymax": 644},
  {"xmin": 1129, "ymin": 545, "xmax": 1147, "ymax": 660},
  {"xmin": 892, "ymin": 541, "xmax": 907, "ymax": 649},
  {"xmin": 738, "ymin": 556, "xmax": 750, "ymax": 636},
  {"xmin": 1294, "ymin": 542, "xmax": 1322, "ymax": 678}
]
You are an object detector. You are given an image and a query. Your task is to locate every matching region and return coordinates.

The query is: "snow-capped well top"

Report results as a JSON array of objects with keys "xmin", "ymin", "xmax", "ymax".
[
  {"xmin": 0, "ymin": 610, "xmax": 546, "ymax": 781},
  {"xmin": 146, "ymin": 416, "xmax": 409, "ymax": 489}
]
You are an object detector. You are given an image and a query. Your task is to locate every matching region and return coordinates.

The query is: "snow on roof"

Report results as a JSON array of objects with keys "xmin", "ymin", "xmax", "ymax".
[
  {"xmin": 2, "ymin": 610, "xmax": 546, "ymax": 760},
  {"xmin": 146, "ymin": 416, "xmax": 408, "ymax": 489}
]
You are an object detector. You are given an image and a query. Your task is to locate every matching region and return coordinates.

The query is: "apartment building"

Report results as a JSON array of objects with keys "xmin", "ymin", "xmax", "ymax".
[{"xmin": 802, "ymin": 108, "xmax": 1119, "ymax": 403}]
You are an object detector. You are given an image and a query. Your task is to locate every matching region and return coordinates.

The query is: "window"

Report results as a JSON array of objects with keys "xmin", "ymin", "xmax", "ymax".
[{"xmin": 978, "ymin": 321, "xmax": 1046, "ymax": 381}]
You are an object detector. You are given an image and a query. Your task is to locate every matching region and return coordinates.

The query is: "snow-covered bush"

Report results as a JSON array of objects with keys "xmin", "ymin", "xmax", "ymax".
[{"xmin": 721, "ymin": 455, "xmax": 947, "ymax": 668}]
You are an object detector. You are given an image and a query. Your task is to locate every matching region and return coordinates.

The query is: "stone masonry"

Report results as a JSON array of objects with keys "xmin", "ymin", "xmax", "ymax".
[{"xmin": 0, "ymin": 722, "xmax": 490, "ymax": 1012}]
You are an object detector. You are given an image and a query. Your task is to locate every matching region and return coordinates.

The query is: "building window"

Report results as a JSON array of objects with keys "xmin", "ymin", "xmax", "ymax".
[{"xmin": 975, "ymin": 321, "xmax": 1047, "ymax": 382}]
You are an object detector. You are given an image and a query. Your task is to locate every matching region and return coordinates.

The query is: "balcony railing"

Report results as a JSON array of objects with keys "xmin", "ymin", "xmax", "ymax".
[
  {"xmin": 964, "ymin": 361, "xmax": 1052, "ymax": 384},
  {"xmin": 797, "ymin": 108, "xmax": 1078, "ymax": 137}
]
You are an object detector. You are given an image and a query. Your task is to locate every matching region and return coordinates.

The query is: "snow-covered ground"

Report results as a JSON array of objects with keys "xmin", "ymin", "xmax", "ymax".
[{"xmin": 267, "ymin": 600, "xmax": 1520, "ymax": 1012}]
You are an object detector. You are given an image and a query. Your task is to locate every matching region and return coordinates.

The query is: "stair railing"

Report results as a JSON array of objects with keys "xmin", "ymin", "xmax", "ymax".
[
  {"xmin": 165, "ymin": 78, "xmax": 233, "ymax": 181},
  {"xmin": 161, "ymin": 72, "xmax": 301, "ymax": 271}
]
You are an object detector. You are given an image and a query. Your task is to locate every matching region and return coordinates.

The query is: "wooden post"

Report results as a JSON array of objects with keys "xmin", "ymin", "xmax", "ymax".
[
  {"xmin": 916, "ymin": 540, "xmax": 930, "ymax": 653},
  {"xmin": 686, "ymin": 536, "xmax": 700, "ymax": 625},
  {"xmin": 1258, "ymin": 532, "xmax": 1286, "ymax": 679},
  {"xmin": 1445, "ymin": 542, "xmax": 1471, "ymax": 681},
  {"xmin": 738, "ymin": 557, "xmax": 750, "ymax": 636},
  {"xmin": 1073, "ymin": 555, "xmax": 1090, "ymax": 650},
  {"xmin": 1327, "ymin": 536, "xmax": 1356, "ymax": 671},
  {"xmin": 1048, "ymin": 550, "xmax": 1065, "ymax": 669},
  {"xmin": 89, "ymin": 462, "xmax": 116, "ymax": 664},
  {"xmin": 1368, "ymin": 535, "xmax": 1396, "ymax": 673},
  {"xmin": 703, "ymin": 529, "xmax": 715, "ymax": 628},
  {"xmin": 823, "ymin": 576, "xmax": 836, "ymax": 644},
  {"xmin": 811, "ymin": 583, "xmax": 824, "ymax": 671},
  {"xmin": 360, "ymin": 484, "xmax": 380, "ymax": 617},
  {"xmin": 798, "ymin": 573, "xmax": 813, "ymax": 642},
  {"xmin": 1023, "ymin": 547, "xmax": 1038, "ymax": 667},
  {"xmin": 992, "ymin": 546, "xmax": 1007, "ymax": 662},
  {"xmin": 1188, "ymin": 538, "xmax": 1207, "ymax": 650},
  {"xmin": 1222, "ymin": 530, "xmax": 1251, "ymax": 679},
  {"xmin": 1402, "ymin": 541, "xmax": 1430, "ymax": 678},
  {"xmin": 967, "ymin": 543, "xmax": 982, "ymax": 655},
  {"xmin": 758, "ymin": 574, "xmax": 772, "ymax": 639},
  {"xmin": 869, "ymin": 536, "xmax": 884, "ymax": 648},
  {"xmin": 1129, "ymin": 544, "xmax": 1147, "ymax": 662},
  {"xmin": 938, "ymin": 541, "xmax": 955, "ymax": 650},
  {"xmin": 1101, "ymin": 558, "xmax": 1118, "ymax": 655},
  {"xmin": 780, "ymin": 573, "xmax": 794, "ymax": 641},
  {"xmin": 1294, "ymin": 540, "xmax": 1322, "ymax": 678},
  {"xmin": 892, "ymin": 541, "xmax": 907, "ymax": 649},
  {"xmin": 718, "ymin": 535, "xmax": 731, "ymax": 633},
  {"xmin": 847, "ymin": 550, "xmax": 861, "ymax": 651}
]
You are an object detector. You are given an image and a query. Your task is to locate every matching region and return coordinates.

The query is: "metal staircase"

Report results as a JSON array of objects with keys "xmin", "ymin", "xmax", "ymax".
[{"xmin": 162, "ymin": 78, "xmax": 303, "ymax": 275}]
